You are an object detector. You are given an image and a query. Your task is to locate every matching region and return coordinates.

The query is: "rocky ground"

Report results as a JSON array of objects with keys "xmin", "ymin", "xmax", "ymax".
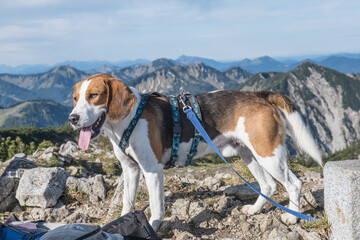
[{"xmin": 0, "ymin": 140, "xmax": 330, "ymax": 239}]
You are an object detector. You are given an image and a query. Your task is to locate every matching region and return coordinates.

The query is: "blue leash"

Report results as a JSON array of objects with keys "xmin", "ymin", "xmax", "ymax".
[{"xmin": 184, "ymin": 107, "xmax": 319, "ymax": 222}]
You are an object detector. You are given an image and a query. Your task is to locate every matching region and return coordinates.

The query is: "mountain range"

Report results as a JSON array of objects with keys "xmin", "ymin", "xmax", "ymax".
[
  {"xmin": 0, "ymin": 100, "xmax": 71, "ymax": 128},
  {"xmin": 239, "ymin": 62, "xmax": 360, "ymax": 153},
  {"xmin": 1, "ymin": 53, "xmax": 360, "ymax": 75},
  {"xmin": 0, "ymin": 59, "xmax": 251, "ymax": 107},
  {"xmin": 0, "ymin": 58, "xmax": 359, "ymax": 154}
]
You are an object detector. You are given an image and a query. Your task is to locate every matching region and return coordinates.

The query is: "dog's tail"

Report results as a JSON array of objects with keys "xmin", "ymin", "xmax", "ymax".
[{"xmin": 262, "ymin": 91, "xmax": 323, "ymax": 166}]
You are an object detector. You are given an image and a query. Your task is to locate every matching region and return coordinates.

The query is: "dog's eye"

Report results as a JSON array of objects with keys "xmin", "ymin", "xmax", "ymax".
[
  {"xmin": 89, "ymin": 94, "xmax": 99, "ymax": 99},
  {"xmin": 73, "ymin": 97, "xmax": 77, "ymax": 102}
]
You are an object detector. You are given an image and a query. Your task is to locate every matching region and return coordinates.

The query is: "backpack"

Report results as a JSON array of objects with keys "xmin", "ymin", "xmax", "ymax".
[
  {"xmin": 0, "ymin": 223, "xmax": 46, "ymax": 240},
  {"xmin": 0, "ymin": 211, "xmax": 159, "ymax": 240},
  {"xmin": 39, "ymin": 223, "xmax": 121, "ymax": 240},
  {"xmin": 101, "ymin": 211, "xmax": 159, "ymax": 240}
]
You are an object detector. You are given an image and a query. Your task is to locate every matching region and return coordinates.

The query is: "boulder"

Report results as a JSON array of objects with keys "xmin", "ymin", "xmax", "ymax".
[
  {"xmin": 0, "ymin": 156, "xmax": 37, "ymax": 177},
  {"xmin": 324, "ymin": 160, "xmax": 360, "ymax": 240},
  {"xmin": 59, "ymin": 141, "xmax": 80, "ymax": 157},
  {"xmin": 0, "ymin": 177, "xmax": 18, "ymax": 212},
  {"xmin": 66, "ymin": 174, "xmax": 106, "ymax": 203},
  {"xmin": 16, "ymin": 167, "xmax": 69, "ymax": 208},
  {"xmin": 35, "ymin": 147, "xmax": 58, "ymax": 161}
]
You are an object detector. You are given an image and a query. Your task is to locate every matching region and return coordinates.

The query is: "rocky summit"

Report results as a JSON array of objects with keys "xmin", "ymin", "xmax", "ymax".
[{"xmin": 0, "ymin": 140, "xmax": 329, "ymax": 239}]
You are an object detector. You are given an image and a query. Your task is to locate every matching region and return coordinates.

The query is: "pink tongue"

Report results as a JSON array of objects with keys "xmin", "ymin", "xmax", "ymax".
[{"xmin": 79, "ymin": 126, "xmax": 92, "ymax": 150}]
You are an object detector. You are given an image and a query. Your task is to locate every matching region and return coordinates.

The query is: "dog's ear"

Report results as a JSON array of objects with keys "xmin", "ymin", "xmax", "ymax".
[{"xmin": 105, "ymin": 77, "xmax": 137, "ymax": 122}]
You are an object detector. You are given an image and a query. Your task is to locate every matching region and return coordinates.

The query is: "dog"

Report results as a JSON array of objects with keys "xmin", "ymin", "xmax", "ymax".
[{"xmin": 68, "ymin": 73, "xmax": 322, "ymax": 231}]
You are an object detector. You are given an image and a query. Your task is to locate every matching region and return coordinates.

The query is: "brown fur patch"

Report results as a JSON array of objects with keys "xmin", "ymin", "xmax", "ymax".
[
  {"xmin": 142, "ymin": 108, "xmax": 164, "ymax": 163},
  {"xmin": 86, "ymin": 77, "xmax": 108, "ymax": 108},
  {"xmin": 267, "ymin": 93, "xmax": 296, "ymax": 114},
  {"xmin": 244, "ymin": 104, "xmax": 284, "ymax": 157},
  {"xmin": 82, "ymin": 74, "xmax": 137, "ymax": 122},
  {"xmin": 196, "ymin": 91, "xmax": 286, "ymax": 158},
  {"xmin": 107, "ymin": 77, "xmax": 137, "ymax": 122}
]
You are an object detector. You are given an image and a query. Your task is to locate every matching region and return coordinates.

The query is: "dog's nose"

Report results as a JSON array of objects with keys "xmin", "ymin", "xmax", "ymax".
[{"xmin": 68, "ymin": 114, "xmax": 80, "ymax": 125}]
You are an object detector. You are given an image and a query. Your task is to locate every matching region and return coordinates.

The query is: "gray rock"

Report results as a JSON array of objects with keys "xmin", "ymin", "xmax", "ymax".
[
  {"xmin": 259, "ymin": 214, "xmax": 273, "ymax": 233},
  {"xmin": 109, "ymin": 175, "xmax": 124, "ymax": 214},
  {"xmin": 268, "ymin": 228, "xmax": 296, "ymax": 240},
  {"xmin": 289, "ymin": 225, "xmax": 321, "ymax": 240},
  {"xmin": 0, "ymin": 177, "xmax": 18, "ymax": 212},
  {"xmin": 39, "ymin": 147, "xmax": 59, "ymax": 161},
  {"xmin": 59, "ymin": 141, "xmax": 80, "ymax": 157},
  {"xmin": 66, "ymin": 174, "xmax": 106, "ymax": 203},
  {"xmin": 14, "ymin": 153, "xmax": 26, "ymax": 158},
  {"xmin": 172, "ymin": 199, "xmax": 190, "ymax": 220},
  {"xmin": 324, "ymin": 160, "xmax": 360, "ymax": 240},
  {"xmin": 16, "ymin": 167, "xmax": 69, "ymax": 208},
  {"xmin": 303, "ymin": 171, "xmax": 323, "ymax": 182},
  {"xmin": 188, "ymin": 201, "xmax": 205, "ymax": 219},
  {"xmin": 0, "ymin": 156, "xmax": 37, "ymax": 177},
  {"xmin": 303, "ymin": 191, "xmax": 318, "ymax": 208},
  {"xmin": 224, "ymin": 182, "xmax": 260, "ymax": 200},
  {"xmin": 199, "ymin": 173, "xmax": 231, "ymax": 191},
  {"xmin": 176, "ymin": 231, "xmax": 196, "ymax": 240},
  {"xmin": 93, "ymin": 149, "xmax": 104, "ymax": 155},
  {"xmin": 68, "ymin": 166, "xmax": 79, "ymax": 176}
]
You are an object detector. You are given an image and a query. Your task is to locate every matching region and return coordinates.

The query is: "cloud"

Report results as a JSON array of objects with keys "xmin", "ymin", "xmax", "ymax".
[{"xmin": 0, "ymin": 0, "xmax": 360, "ymax": 65}]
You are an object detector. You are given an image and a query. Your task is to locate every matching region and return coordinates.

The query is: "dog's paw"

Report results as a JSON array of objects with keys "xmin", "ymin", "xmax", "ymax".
[
  {"xmin": 281, "ymin": 213, "xmax": 298, "ymax": 225},
  {"xmin": 241, "ymin": 204, "xmax": 260, "ymax": 215}
]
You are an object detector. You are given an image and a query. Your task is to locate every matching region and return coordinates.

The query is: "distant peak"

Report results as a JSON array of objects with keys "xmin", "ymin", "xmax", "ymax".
[
  {"xmin": 151, "ymin": 58, "xmax": 175, "ymax": 68},
  {"xmin": 296, "ymin": 61, "xmax": 317, "ymax": 69},
  {"xmin": 52, "ymin": 65, "xmax": 74, "ymax": 71}
]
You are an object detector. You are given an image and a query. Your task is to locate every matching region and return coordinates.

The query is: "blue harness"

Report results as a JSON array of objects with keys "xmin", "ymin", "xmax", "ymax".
[
  {"xmin": 118, "ymin": 93, "xmax": 202, "ymax": 167},
  {"xmin": 167, "ymin": 94, "xmax": 202, "ymax": 168},
  {"xmin": 118, "ymin": 94, "xmax": 148, "ymax": 155}
]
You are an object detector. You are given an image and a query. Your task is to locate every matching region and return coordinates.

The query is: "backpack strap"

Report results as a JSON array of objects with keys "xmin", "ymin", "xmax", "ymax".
[{"xmin": 75, "ymin": 225, "xmax": 101, "ymax": 240}]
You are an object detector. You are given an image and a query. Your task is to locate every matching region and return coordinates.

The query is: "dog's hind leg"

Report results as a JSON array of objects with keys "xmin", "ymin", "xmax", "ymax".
[
  {"xmin": 238, "ymin": 146, "xmax": 277, "ymax": 215},
  {"xmin": 254, "ymin": 145, "xmax": 302, "ymax": 224}
]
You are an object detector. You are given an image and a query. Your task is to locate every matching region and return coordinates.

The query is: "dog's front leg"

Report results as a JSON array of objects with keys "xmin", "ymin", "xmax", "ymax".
[
  {"xmin": 141, "ymin": 164, "xmax": 165, "ymax": 231},
  {"xmin": 113, "ymin": 147, "xmax": 141, "ymax": 215}
]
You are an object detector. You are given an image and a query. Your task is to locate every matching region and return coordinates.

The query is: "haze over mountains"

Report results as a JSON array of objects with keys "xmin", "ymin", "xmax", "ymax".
[
  {"xmin": 1, "ymin": 53, "xmax": 360, "ymax": 75},
  {"xmin": 0, "ymin": 55, "xmax": 359, "ymax": 154}
]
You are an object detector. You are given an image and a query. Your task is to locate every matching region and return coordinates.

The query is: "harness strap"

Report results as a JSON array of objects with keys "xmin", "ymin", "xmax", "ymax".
[
  {"xmin": 167, "ymin": 96, "xmax": 181, "ymax": 168},
  {"xmin": 118, "ymin": 94, "xmax": 148, "ymax": 156},
  {"xmin": 185, "ymin": 95, "xmax": 202, "ymax": 166}
]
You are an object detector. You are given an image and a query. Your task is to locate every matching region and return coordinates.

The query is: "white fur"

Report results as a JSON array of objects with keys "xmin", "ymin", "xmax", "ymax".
[
  {"xmin": 285, "ymin": 111, "xmax": 323, "ymax": 166},
  {"xmin": 103, "ymin": 88, "xmax": 165, "ymax": 231},
  {"xmin": 221, "ymin": 117, "xmax": 303, "ymax": 224}
]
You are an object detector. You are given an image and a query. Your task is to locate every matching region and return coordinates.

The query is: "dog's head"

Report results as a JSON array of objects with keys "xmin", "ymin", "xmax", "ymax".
[{"xmin": 69, "ymin": 74, "xmax": 137, "ymax": 150}]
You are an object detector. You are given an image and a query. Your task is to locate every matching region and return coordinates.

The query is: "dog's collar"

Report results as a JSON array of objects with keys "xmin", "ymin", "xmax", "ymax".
[{"xmin": 118, "ymin": 94, "xmax": 148, "ymax": 154}]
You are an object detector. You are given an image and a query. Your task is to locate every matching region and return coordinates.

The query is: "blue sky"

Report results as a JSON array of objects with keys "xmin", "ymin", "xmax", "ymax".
[{"xmin": 0, "ymin": 0, "xmax": 360, "ymax": 65}]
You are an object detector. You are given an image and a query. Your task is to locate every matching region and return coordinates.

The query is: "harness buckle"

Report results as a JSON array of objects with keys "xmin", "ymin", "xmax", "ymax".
[{"xmin": 179, "ymin": 90, "xmax": 192, "ymax": 111}]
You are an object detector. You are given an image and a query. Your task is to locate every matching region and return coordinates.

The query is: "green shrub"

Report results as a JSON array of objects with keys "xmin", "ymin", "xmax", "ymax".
[{"xmin": 38, "ymin": 140, "xmax": 54, "ymax": 149}]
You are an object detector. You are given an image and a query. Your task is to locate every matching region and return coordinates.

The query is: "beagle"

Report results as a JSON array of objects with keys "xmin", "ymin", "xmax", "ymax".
[{"xmin": 69, "ymin": 74, "xmax": 322, "ymax": 231}]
